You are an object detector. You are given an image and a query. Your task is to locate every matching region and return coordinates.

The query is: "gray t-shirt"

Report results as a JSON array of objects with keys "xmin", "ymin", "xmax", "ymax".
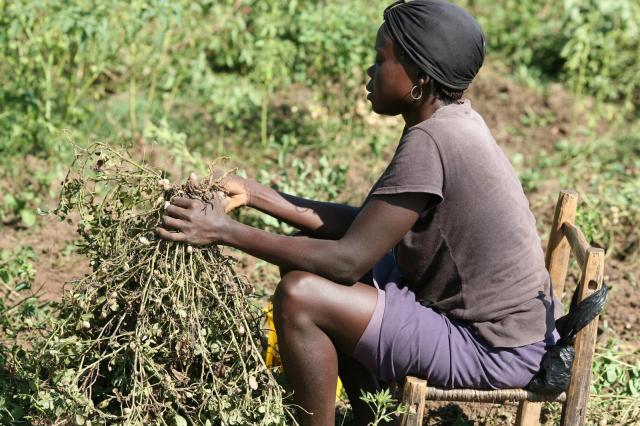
[{"xmin": 364, "ymin": 100, "xmax": 557, "ymax": 348}]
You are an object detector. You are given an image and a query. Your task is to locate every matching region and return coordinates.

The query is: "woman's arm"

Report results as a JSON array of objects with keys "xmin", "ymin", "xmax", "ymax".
[
  {"xmin": 156, "ymin": 192, "xmax": 432, "ymax": 284},
  {"xmin": 246, "ymin": 179, "xmax": 359, "ymax": 239},
  {"xmin": 223, "ymin": 175, "xmax": 359, "ymax": 239}
]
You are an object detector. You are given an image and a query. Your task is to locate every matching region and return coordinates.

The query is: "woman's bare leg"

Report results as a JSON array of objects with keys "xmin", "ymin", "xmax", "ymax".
[
  {"xmin": 273, "ymin": 271, "xmax": 379, "ymax": 426},
  {"xmin": 337, "ymin": 352, "xmax": 387, "ymax": 425}
]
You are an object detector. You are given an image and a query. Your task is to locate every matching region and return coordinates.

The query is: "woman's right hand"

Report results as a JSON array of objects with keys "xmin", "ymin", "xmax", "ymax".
[{"xmin": 219, "ymin": 175, "xmax": 252, "ymax": 213}]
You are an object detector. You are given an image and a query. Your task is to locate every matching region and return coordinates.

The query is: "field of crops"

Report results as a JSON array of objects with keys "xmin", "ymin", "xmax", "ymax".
[{"xmin": 1, "ymin": 0, "xmax": 639, "ymax": 424}]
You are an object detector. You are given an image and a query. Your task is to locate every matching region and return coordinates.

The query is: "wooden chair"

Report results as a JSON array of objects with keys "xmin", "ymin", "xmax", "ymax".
[{"xmin": 399, "ymin": 190, "xmax": 605, "ymax": 426}]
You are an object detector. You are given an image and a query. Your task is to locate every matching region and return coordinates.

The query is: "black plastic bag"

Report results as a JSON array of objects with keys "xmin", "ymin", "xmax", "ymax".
[{"xmin": 526, "ymin": 284, "xmax": 608, "ymax": 394}]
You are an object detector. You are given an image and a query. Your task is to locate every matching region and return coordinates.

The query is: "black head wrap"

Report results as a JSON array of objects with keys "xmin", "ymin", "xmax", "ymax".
[{"xmin": 383, "ymin": 0, "xmax": 485, "ymax": 91}]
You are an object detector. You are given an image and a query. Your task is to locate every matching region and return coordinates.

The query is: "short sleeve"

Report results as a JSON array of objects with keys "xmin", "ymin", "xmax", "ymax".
[{"xmin": 370, "ymin": 127, "xmax": 444, "ymax": 200}]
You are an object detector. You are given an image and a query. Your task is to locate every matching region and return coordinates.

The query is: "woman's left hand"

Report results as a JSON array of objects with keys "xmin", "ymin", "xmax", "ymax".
[{"xmin": 155, "ymin": 196, "xmax": 231, "ymax": 246}]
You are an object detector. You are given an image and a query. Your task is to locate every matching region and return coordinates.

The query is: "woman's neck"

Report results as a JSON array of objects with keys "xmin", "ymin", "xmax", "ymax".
[{"xmin": 402, "ymin": 97, "xmax": 446, "ymax": 128}]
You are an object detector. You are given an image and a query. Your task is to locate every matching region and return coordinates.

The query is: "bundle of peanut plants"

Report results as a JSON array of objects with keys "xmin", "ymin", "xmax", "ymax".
[{"xmin": 30, "ymin": 143, "xmax": 291, "ymax": 425}]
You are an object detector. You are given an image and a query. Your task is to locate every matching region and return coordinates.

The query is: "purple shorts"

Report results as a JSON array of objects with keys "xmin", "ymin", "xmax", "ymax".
[{"xmin": 353, "ymin": 254, "xmax": 558, "ymax": 389}]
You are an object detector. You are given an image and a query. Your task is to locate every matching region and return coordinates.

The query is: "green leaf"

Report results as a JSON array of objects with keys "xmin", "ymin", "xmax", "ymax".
[
  {"xmin": 15, "ymin": 282, "xmax": 29, "ymax": 291},
  {"xmin": 10, "ymin": 405, "xmax": 24, "ymax": 421},
  {"xmin": 3, "ymin": 194, "xmax": 16, "ymax": 209},
  {"xmin": 173, "ymin": 414, "xmax": 188, "ymax": 426},
  {"xmin": 20, "ymin": 209, "xmax": 36, "ymax": 227}
]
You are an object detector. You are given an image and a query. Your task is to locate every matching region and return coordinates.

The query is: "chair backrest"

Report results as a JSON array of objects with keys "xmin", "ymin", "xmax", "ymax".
[{"xmin": 544, "ymin": 190, "xmax": 605, "ymax": 425}]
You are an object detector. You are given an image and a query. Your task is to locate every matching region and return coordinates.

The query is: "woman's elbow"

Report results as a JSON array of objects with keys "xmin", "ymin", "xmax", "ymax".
[{"xmin": 333, "ymin": 256, "xmax": 369, "ymax": 285}]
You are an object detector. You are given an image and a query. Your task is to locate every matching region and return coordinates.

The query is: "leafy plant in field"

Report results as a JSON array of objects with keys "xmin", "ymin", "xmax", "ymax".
[
  {"xmin": 1, "ymin": 193, "xmax": 37, "ymax": 228},
  {"xmin": 561, "ymin": 0, "xmax": 640, "ymax": 112},
  {"xmin": 0, "ymin": 247, "xmax": 36, "ymax": 295},
  {"xmin": 461, "ymin": 0, "xmax": 565, "ymax": 78},
  {"xmin": 202, "ymin": 0, "xmax": 382, "ymax": 86},
  {"xmin": 0, "ymin": 159, "xmax": 63, "ymax": 228},
  {"xmin": 592, "ymin": 341, "xmax": 640, "ymax": 401},
  {"xmin": 461, "ymin": 0, "xmax": 640, "ymax": 113},
  {"xmin": 0, "ymin": 0, "xmax": 180, "ymax": 226},
  {"xmin": 1, "ymin": 0, "xmax": 137, "ymax": 154},
  {"xmin": 294, "ymin": 2, "xmax": 380, "ymax": 85},
  {"xmin": 556, "ymin": 134, "xmax": 640, "ymax": 261},
  {"xmin": 14, "ymin": 143, "xmax": 292, "ymax": 425},
  {"xmin": 521, "ymin": 131, "xmax": 640, "ymax": 261},
  {"xmin": 0, "ymin": 0, "xmax": 385, "ymax": 145},
  {"xmin": 0, "ymin": 246, "xmax": 41, "ymax": 329},
  {"xmin": 0, "ymin": 245, "xmax": 47, "ymax": 425},
  {"xmin": 360, "ymin": 388, "xmax": 408, "ymax": 426}
]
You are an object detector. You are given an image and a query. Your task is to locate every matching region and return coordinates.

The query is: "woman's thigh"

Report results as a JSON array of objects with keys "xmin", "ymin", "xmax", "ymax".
[{"xmin": 356, "ymin": 279, "xmax": 549, "ymax": 389}]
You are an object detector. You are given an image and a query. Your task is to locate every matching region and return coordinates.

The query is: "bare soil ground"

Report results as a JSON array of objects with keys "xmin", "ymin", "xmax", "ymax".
[
  {"xmin": 1, "ymin": 61, "xmax": 637, "ymax": 425},
  {"xmin": 0, "ymin": 215, "xmax": 89, "ymax": 302}
]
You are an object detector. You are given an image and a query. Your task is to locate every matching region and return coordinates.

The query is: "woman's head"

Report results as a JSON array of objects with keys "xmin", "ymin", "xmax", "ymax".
[{"xmin": 366, "ymin": 0, "xmax": 485, "ymax": 116}]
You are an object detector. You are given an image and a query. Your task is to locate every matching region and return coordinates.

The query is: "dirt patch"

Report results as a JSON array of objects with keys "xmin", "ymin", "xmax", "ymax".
[
  {"xmin": 424, "ymin": 401, "xmax": 519, "ymax": 425},
  {"xmin": 0, "ymin": 214, "xmax": 89, "ymax": 302},
  {"xmin": 596, "ymin": 258, "xmax": 639, "ymax": 344},
  {"xmin": 468, "ymin": 62, "xmax": 583, "ymax": 159}
]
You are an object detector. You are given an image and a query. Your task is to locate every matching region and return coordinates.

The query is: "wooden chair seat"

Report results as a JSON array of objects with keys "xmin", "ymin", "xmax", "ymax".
[
  {"xmin": 419, "ymin": 382, "xmax": 565, "ymax": 403},
  {"xmin": 399, "ymin": 190, "xmax": 606, "ymax": 425}
]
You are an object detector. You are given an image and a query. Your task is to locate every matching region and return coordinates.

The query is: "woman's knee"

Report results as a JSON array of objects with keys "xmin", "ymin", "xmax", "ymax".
[{"xmin": 273, "ymin": 271, "xmax": 317, "ymax": 321}]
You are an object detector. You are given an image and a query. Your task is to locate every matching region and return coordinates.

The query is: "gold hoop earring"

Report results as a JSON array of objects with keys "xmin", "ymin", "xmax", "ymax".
[{"xmin": 410, "ymin": 85, "xmax": 423, "ymax": 101}]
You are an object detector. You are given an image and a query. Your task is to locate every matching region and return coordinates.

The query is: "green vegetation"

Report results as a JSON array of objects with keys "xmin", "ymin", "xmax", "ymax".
[
  {"xmin": 360, "ymin": 389, "xmax": 408, "ymax": 426},
  {"xmin": 1, "ymin": 0, "xmax": 638, "ymax": 424},
  {"xmin": 0, "ymin": 246, "xmax": 47, "ymax": 424},
  {"xmin": 516, "ymin": 130, "xmax": 640, "ymax": 263},
  {"xmin": 589, "ymin": 342, "xmax": 640, "ymax": 422},
  {"xmin": 463, "ymin": 0, "xmax": 640, "ymax": 111}
]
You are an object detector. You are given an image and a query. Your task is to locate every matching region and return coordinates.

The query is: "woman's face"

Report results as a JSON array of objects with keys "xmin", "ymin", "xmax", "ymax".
[{"xmin": 366, "ymin": 25, "xmax": 416, "ymax": 116}]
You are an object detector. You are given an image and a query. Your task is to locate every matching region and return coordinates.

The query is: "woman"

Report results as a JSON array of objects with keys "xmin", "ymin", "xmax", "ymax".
[{"xmin": 156, "ymin": 1, "xmax": 558, "ymax": 424}]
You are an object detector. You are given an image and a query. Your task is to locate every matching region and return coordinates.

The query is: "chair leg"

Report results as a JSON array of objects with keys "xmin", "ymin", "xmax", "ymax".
[
  {"xmin": 399, "ymin": 376, "xmax": 427, "ymax": 426},
  {"xmin": 515, "ymin": 401, "xmax": 541, "ymax": 426},
  {"xmin": 560, "ymin": 248, "xmax": 604, "ymax": 426}
]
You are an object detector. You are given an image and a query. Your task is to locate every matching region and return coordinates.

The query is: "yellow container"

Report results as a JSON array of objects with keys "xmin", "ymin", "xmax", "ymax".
[{"xmin": 264, "ymin": 305, "xmax": 343, "ymax": 399}]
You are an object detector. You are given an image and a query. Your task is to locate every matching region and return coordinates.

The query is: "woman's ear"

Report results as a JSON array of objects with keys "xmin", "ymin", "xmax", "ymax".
[
  {"xmin": 418, "ymin": 73, "xmax": 434, "ymax": 101},
  {"xmin": 417, "ymin": 72, "xmax": 430, "ymax": 88}
]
